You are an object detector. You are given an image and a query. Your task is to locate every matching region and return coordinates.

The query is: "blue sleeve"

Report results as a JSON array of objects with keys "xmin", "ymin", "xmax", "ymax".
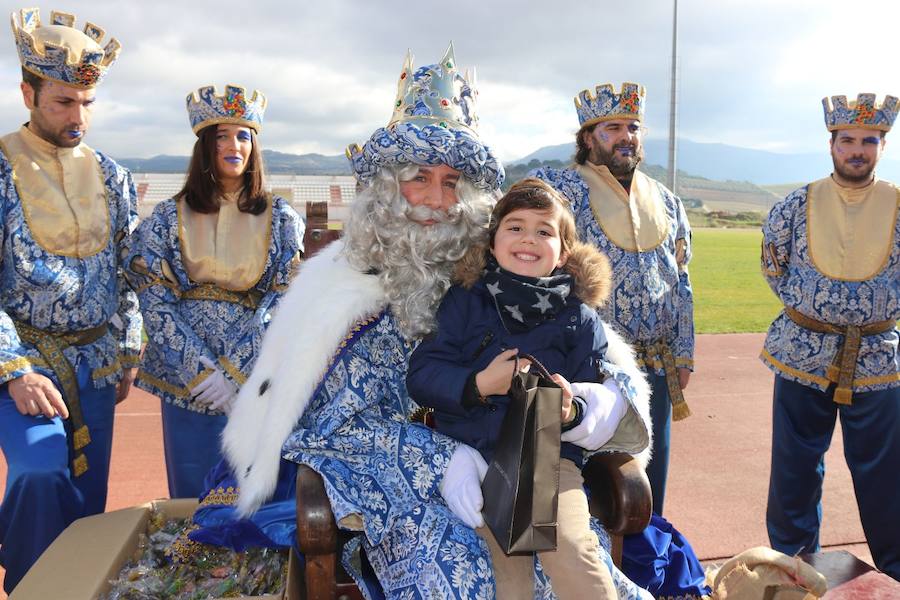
[
  {"xmin": 671, "ymin": 192, "xmax": 695, "ymax": 367},
  {"xmin": 0, "ymin": 163, "xmax": 39, "ymax": 383},
  {"xmin": 112, "ymin": 167, "xmax": 143, "ymax": 367},
  {"xmin": 564, "ymin": 305, "xmax": 610, "ymax": 384},
  {"xmin": 761, "ymin": 188, "xmax": 802, "ymax": 300},
  {"xmin": 406, "ymin": 288, "xmax": 480, "ymax": 417}
]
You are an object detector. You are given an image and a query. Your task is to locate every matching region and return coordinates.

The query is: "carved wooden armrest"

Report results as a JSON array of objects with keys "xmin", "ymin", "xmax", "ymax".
[
  {"xmin": 296, "ymin": 463, "xmax": 339, "ymax": 554},
  {"xmin": 582, "ymin": 452, "xmax": 652, "ymax": 536}
]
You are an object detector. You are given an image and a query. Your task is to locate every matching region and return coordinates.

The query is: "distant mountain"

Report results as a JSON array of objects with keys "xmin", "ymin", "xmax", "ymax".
[
  {"xmin": 120, "ymin": 154, "xmax": 188, "ymax": 173},
  {"xmin": 512, "ymin": 138, "xmax": 900, "ymax": 185},
  {"xmin": 120, "ymin": 149, "xmax": 351, "ymax": 175}
]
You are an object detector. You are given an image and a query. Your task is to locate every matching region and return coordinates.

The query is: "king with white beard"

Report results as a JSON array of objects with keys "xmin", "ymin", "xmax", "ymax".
[{"xmin": 188, "ymin": 45, "xmax": 653, "ymax": 600}]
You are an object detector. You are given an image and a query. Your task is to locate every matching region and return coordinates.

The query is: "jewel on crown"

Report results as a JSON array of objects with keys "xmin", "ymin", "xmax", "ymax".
[
  {"xmin": 574, "ymin": 82, "xmax": 646, "ymax": 128},
  {"xmin": 11, "ymin": 8, "xmax": 121, "ymax": 88},
  {"xmin": 822, "ymin": 93, "xmax": 899, "ymax": 132},
  {"xmin": 388, "ymin": 42, "xmax": 480, "ymax": 132}
]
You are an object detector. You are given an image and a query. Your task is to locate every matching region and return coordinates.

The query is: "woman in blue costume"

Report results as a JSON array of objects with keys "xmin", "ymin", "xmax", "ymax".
[
  {"xmin": 183, "ymin": 47, "xmax": 654, "ymax": 600},
  {"xmin": 127, "ymin": 85, "xmax": 303, "ymax": 498}
]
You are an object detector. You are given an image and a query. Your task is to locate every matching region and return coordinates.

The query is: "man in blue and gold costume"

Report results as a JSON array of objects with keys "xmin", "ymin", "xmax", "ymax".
[
  {"xmin": 0, "ymin": 8, "xmax": 141, "ymax": 593},
  {"xmin": 187, "ymin": 46, "xmax": 653, "ymax": 599},
  {"xmin": 533, "ymin": 83, "xmax": 694, "ymax": 515},
  {"xmin": 761, "ymin": 93, "xmax": 900, "ymax": 580}
]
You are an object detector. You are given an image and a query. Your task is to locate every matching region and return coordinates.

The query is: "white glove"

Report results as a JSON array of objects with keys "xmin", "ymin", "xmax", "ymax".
[
  {"xmin": 191, "ymin": 357, "xmax": 238, "ymax": 413},
  {"xmin": 439, "ymin": 444, "xmax": 488, "ymax": 529},
  {"xmin": 562, "ymin": 380, "xmax": 628, "ymax": 451}
]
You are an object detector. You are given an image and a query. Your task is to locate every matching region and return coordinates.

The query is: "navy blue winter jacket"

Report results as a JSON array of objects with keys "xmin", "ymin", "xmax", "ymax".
[{"xmin": 407, "ymin": 278, "xmax": 610, "ymax": 466}]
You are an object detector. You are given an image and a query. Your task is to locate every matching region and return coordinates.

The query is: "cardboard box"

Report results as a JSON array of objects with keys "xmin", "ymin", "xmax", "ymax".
[{"xmin": 12, "ymin": 498, "xmax": 300, "ymax": 600}]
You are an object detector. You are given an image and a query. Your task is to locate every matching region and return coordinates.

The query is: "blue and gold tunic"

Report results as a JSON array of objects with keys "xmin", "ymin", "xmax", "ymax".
[
  {"xmin": 127, "ymin": 195, "xmax": 303, "ymax": 413},
  {"xmin": 761, "ymin": 177, "xmax": 900, "ymax": 394},
  {"xmin": 533, "ymin": 165, "xmax": 694, "ymax": 374},
  {"xmin": 0, "ymin": 125, "xmax": 142, "ymax": 390}
]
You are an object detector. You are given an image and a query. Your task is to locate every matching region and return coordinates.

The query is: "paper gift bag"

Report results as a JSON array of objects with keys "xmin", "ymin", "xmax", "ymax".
[{"xmin": 482, "ymin": 353, "xmax": 562, "ymax": 554}]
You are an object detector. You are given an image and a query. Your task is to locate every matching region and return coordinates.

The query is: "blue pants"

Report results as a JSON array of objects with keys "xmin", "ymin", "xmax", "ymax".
[
  {"xmin": 161, "ymin": 400, "xmax": 227, "ymax": 499},
  {"xmin": 767, "ymin": 376, "xmax": 900, "ymax": 579},
  {"xmin": 644, "ymin": 373, "xmax": 672, "ymax": 515},
  {"xmin": 0, "ymin": 366, "xmax": 115, "ymax": 594}
]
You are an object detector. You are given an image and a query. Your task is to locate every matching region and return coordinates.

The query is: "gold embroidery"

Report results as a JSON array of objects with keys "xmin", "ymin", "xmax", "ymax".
[
  {"xmin": 72, "ymin": 425, "xmax": 91, "ymax": 450},
  {"xmin": 0, "ymin": 355, "xmax": 48, "ymax": 379},
  {"xmin": 766, "ymin": 347, "xmax": 900, "ymax": 390},
  {"xmin": 218, "ymin": 356, "xmax": 248, "ymax": 386},
  {"xmin": 825, "ymin": 364, "xmax": 900, "ymax": 387},
  {"xmin": 138, "ymin": 368, "xmax": 214, "ymax": 399},
  {"xmin": 92, "ymin": 358, "xmax": 121, "ymax": 380},
  {"xmin": 761, "ymin": 241, "xmax": 783, "ymax": 278},
  {"xmin": 200, "ymin": 485, "xmax": 240, "ymax": 507},
  {"xmin": 182, "ymin": 285, "xmax": 262, "ymax": 309},
  {"xmin": 633, "ymin": 340, "xmax": 691, "ymax": 421},
  {"xmin": 71, "ymin": 454, "xmax": 88, "ymax": 477},
  {"xmin": 760, "ymin": 349, "xmax": 832, "ymax": 388},
  {"xmin": 119, "ymin": 354, "xmax": 141, "ymax": 368}
]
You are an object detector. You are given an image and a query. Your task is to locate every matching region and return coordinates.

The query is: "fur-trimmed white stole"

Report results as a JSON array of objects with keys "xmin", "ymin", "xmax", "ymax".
[
  {"xmin": 602, "ymin": 326, "xmax": 653, "ymax": 469},
  {"xmin": 222, "ymin": 240, "xmax": 387, "ymax": 515}
]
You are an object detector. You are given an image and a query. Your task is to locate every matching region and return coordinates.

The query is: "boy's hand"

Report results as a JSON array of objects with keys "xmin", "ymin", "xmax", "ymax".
[
  {"xmin": 475, "ymin": 349, "xmax": 530, "ymax": 398},
  {"xmin": 550, "ymin": 373, "xmax": 575, "ymax": 423}
]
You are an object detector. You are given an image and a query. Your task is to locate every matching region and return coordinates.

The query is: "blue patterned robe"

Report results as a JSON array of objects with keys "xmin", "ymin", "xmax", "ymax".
[
  {"xmin": 760, "ymin": 183, "xmax": 900, "ymax": 392},
  {"xmin": 127, "ymin": 197, "xmax": 303, "ymax": 412},
  {"xmin": 532, "ymin": 167, "xmax": 694, "ymax": 373},
  {"xmin": 0, "ymin": 145, "xmax": 142, "ymax": 387}
]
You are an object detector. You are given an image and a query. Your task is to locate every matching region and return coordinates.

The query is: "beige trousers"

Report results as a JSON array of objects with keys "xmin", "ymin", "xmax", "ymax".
[{"xmin": 477, "ymin": 458, "xmax": 617, "ymax": 599}]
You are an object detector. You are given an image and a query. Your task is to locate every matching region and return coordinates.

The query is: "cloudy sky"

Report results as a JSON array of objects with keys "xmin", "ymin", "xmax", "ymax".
[{"xmin": 1, "ymin": 0, "xmax": 897, "ymax": 163}]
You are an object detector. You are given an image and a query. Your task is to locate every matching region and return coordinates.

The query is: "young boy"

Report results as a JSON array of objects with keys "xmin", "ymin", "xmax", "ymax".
[{"xmin": 407, "ymin": 178, "xmax": 651, "ymax": 599}]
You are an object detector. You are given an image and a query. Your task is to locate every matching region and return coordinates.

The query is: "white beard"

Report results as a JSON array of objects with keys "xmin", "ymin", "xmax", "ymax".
[{"xmin": 222, "ymin": 240, "xmax": 387, "ymax": 515}]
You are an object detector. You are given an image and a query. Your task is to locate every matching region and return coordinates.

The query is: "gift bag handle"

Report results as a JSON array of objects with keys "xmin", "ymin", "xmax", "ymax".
[{"xmin": 515, "ymin": 352, "xmax": 553, "ymax": 381}]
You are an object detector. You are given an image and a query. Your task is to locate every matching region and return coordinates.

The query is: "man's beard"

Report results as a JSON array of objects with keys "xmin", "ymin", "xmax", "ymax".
[
  {"xmin": 29, "ymin": 112, "xmax": 83, "ymax": 148},
  {"xmin": 343, "ymin": 181, "xmax": 490, "ymax": 339},
  {"xmin": 591, "ymin": 141, "xmax": 643, "ymax": 178},
  {"xmin": 832, "ymin": 153, "xmax": 875, "ymax": 184}
]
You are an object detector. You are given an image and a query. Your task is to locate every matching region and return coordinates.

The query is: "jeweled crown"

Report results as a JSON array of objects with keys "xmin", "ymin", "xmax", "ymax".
[
  {"xmin": 822, "ymin": 93, "xmax": 898, "ymax": 132},
  {"xmin": 575, "ymin": 82, "xmax": 646, "ymax": 128},
  {"xmin": 186, "ymin": 85, "xmax": 267, "ymax": 135},
  {"xmin": 11, "ymin": 8, "xmax": 120, "ymax": 88},
  {"xmin": 388, "ymin": 43, "xmax": 480, "ymax": 133}
]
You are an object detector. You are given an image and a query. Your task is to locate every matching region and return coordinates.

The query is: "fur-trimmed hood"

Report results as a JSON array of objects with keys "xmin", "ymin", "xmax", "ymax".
[{"xmin": 453, "ymin": 241, "xmax": 612, "ymax": 308}]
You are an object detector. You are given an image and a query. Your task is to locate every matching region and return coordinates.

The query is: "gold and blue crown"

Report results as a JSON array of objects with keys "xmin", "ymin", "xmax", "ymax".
[
  {"xmin": 575, "ymin": 82, "xmax": 646, "ymax": 128},
  {"xmin": 822, "ymin": 93, "xmax": 898, "ymax": 132},
  {"xmin": 346, "ymin": 44, "xmax": 502, "ymax": 192},
  {"xmin": 11, "ymin": 8, "xmax": 120, "ymax": 88},
  {"xmin": 186, "ymin": 85, "xmax": 267, "ymax": 135},
  {"xmin": 388, "ymin": 43, "xmax": 480, "ymax": 133}
]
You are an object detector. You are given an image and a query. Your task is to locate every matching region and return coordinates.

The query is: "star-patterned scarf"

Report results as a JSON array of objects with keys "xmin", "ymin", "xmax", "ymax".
[{"xmin": 482, "ymin": 256, "xmax": 574, "ymax": 334}]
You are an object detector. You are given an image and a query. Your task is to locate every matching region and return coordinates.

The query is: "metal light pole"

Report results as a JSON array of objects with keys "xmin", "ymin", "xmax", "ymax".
[{"xmin": 666, "ymin": 0, "xmax": 679, "ymax": 193}]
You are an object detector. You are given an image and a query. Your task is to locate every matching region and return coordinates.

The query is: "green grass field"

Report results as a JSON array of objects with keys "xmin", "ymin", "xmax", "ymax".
[{"xmin": 691, "ymin": 228, "xmax": 782, "ymax": 333}]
